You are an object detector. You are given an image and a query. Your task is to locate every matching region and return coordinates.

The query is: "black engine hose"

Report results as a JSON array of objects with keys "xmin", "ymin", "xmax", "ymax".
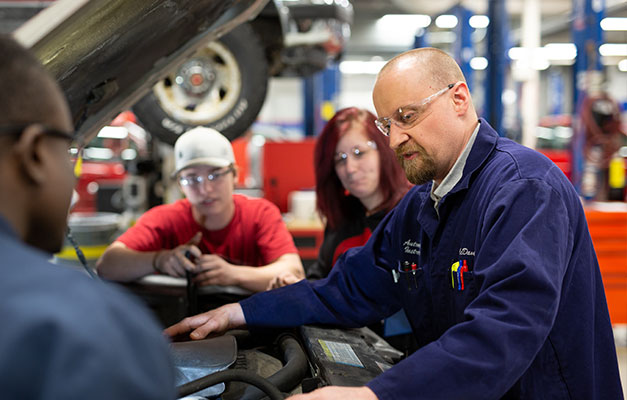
[
  {"xmin": 177, "ymin": 369, "xmax": 283, "ymax": 399},
  {"xmin": 240, "ymin": 334, "xmax": 309, "ymax": 400}
]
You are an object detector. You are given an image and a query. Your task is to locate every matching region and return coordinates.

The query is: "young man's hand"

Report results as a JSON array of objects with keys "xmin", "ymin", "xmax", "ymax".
[
  {"xmin": 193, "ymin": 254, "xmax": 238, "ymax": 286},
  {"xmin": 153, "ymin": 232, "xmax": 202, "ymax": 277},
  {"xmin": 266, "ymin": 271, "xmax": 303, "ymax": 290}
]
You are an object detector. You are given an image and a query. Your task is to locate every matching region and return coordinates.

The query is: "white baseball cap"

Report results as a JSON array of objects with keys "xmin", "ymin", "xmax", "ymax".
[{"xmin": 173, "ymin": 127, "xmax": 235, "ymax": 177}]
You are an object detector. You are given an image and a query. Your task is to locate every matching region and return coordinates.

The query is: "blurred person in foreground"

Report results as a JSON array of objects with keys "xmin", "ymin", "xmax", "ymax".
[
  {"xmin": 166, "ymin": 48, "xmax": 623, "ymax": 399},
  {"xmin": 0, "ymin": 34, "xmax": 175, "ymax": 399},
  {"xmin": 97, "ymin": 127, "xmax": 304, "ymax": 294}
]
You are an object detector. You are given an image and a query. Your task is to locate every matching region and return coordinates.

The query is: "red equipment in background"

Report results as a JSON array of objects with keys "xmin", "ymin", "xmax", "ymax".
[
  {"xmin": 262, "ymin": 138, "xmax": 317, "ymax": 213},
  {"xmin": 72, "ymin": 111, "xmax": 142, "ymax": 213},
  {"xmin": 73, "ymin": 162, "xmax": 126, "ymax": 213}
]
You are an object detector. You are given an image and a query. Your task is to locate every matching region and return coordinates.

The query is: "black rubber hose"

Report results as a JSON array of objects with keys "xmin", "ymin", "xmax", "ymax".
[
  {"xmin": 177, "ymin": 369, "xmax": 284, "ymax": 399},
  {"xmin": 241, "ymin": 334, "xmax": 309, "ymax": 400}
]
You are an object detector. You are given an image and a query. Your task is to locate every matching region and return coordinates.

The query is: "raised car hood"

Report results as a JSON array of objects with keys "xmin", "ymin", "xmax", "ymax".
[{"xmin": 13, "ymin": 0, "xmax": 268, "ymax": 144}]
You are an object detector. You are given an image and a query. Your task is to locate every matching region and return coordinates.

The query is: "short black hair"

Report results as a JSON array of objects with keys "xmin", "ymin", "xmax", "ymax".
[{"xmin": 0, "ymin": 34, "xmax": 64, "ymax": 126}]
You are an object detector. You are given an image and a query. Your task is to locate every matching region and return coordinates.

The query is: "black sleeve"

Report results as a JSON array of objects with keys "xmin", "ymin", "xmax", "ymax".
[{"xmin": 306, "ymin": 226, "xmax": 334, "ymax": 280}]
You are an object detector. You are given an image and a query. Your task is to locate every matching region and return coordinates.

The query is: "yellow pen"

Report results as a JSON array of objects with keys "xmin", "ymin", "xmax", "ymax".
[{"xmin": 451, "ymin": 261, "xmax": 460, "ymax": 288}]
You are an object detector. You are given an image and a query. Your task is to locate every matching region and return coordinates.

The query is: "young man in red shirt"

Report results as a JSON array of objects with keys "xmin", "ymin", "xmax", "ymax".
[{"xmin": 97, "ymin": 127, "xmax": 304, "ymax": 293}]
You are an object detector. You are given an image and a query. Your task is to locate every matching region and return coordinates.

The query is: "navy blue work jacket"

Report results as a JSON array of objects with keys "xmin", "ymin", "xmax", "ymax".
[
  {"xmin": 0, "ymin": 217, "xmax": 176, "ymax": 399},
  {"xmin": 241, "ymin": 120, "xmax": 623, "ymax": 399}
]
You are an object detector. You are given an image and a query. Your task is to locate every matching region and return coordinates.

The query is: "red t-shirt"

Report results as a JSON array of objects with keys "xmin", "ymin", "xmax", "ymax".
[{"xmin": 116, "ymin": 194, "xmax": 297, "ymax": 266}]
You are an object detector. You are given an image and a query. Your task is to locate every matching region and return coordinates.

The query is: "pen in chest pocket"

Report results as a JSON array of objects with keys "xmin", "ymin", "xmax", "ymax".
[{"xmin": 451, "ymin": 259, "xmax": 470, "ymax": 291}]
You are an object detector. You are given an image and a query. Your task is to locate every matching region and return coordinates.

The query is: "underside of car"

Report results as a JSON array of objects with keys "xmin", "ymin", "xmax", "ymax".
[{"xmin": 4, "ymin": 0, "xmax": 353, "ymax": 146}]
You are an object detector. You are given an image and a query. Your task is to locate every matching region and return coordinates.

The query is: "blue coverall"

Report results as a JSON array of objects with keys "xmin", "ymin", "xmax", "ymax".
[
  {"xmin": 241, "ymin": 120, "xmax": 623, "ymax": 399},
  {"xmin": 0, "ymin": 217, "xmax": 176, "ymax": 399}
]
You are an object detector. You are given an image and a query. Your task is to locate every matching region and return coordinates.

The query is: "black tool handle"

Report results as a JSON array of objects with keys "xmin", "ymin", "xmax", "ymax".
[{"xmin": 184, "ymin": 250, "xmax": 198, "ymax": 316}]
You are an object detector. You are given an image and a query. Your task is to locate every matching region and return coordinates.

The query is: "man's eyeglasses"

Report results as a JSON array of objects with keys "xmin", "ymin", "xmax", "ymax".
[
  {"xmin": 0, "ymin": 123, "xmax": 74, "ymax": 141},
  {"xmin": 334, "ymin": 140, "xmax": 377, "ymax": 166},
  {"xmin": 179, "ymin": 166, "xmax": 234, "ymax": 187},
  {"xmin": 0, "ymin": 124, "xmax": 83, "ymax": 171},
  {"xmin": 374, "ymin": 83, "xmax": 455, "ymax": 136}
]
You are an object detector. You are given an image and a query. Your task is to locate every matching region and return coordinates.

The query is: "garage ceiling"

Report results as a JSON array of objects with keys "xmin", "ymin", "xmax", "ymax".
[
  {"xmin": 353, "ymin": 0, "xmax": 572, "ymax": 17},
  {"xmin": 347, "ymin": 0, "xmax": 627, "ymax": 59}
]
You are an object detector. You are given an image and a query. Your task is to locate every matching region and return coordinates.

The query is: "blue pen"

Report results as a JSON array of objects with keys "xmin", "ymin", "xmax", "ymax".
[{"xmin": 456, "ymin": 260, "xmax": 462, "ymax": 291}]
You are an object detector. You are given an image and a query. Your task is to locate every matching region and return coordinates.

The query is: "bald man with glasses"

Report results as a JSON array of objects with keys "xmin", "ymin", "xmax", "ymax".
[
  {"xmin": 97, "ymin": 126, "xmax": 304, "ymax": 294},
  {"xmin": 0, "ymin": 34, "xmax": 176, "ymax": 399},
  {"xmin": 166, "ymin": 48, "xmax": 623, "ymax": 400}
]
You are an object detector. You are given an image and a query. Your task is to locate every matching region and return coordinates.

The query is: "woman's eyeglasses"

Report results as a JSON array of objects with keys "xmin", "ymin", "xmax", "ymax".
[{"xmin": 334, "ymin": 140, "xmax": 377, "ymax": 166}]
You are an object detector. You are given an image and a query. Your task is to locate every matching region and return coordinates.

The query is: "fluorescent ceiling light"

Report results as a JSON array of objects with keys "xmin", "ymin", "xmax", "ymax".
[
  {"xmin": 531, "ymin": 59, "xmax": 550, "ymax": 71},
  {"xmin": 377, "ymin": 14, "xmax": 431, "ymax": 28},
  {"xmin": 508, "ymin": 47, "xmax": 526, "ymax": 60},
  {"xmin": 97, "ymin": 126, "xmax": 128, "ymax": 139},
  {"xmin": 544, "ymin": 43, "xmax": 577, "ymax": 60},
  {"xmin": 618, "ymin": 59, "xmax": 627, "ymax": 72},
  {"xmin": 121, "ymin": 148, "xmax": 137, "ymax": 161},
  {"xmin": 509, "ymin": 44, "xmax": 576, "ymax": 64},
  {"xmin": 435, "ymin": 15, "xmax": 458, "ymax": 29},
  {"xmin": 84, "ymin": 147, "xmax": 114, "ymax": 160},
  {"xmin": 599, "ymin": 43, "xmax": 627, "ymax": 57},
  {"xmin": 339, "ymin": 60, "xmax": 387, "ymax": 75},
  {"xmin": 469, "ymin": 15, "xmax": 489, "ymax": 29},
  {"xmin": 502, "ymin": 89, "xmax": 517, "ymax": 105},
  {"xmin": 510, "ymin": 49, "xmax": 550, "ymax": 70},
  {"xmin": 470, "ymin": 57, "xmax": 488, "ymax": 70},
  {"xmin": 600, "ymin": 17, "xmax": 627, "ymax": 31}
]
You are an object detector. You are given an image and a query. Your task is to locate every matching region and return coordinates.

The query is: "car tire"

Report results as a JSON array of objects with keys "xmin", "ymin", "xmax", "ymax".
[{"xmin": 132, "ymin": 23, "xmax": 269, "ymax": 145}]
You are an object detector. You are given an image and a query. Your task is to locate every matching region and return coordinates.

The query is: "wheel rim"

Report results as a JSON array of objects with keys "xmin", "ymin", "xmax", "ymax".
[{"xmin": 153, "ymin": 41, "xmax": 242, "ymax": 125}]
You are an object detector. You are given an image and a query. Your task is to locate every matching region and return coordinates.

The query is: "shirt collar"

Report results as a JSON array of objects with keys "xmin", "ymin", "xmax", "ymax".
[{"xmin": 430, "ymin": 120, "xmax": 481, "ymax": 206}]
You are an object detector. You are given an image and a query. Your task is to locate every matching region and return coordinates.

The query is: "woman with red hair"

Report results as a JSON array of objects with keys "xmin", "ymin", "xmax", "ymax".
[{"xmin": 269, "ymin": 107, "xmax": 411, "ymax": 286}]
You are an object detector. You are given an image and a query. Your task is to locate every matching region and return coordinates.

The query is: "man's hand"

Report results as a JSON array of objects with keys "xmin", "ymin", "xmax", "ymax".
[
  {"xmin": 288, "ymin": 386, "xmax": 378, "ymax": 400},
  {"xmin": 164, "ymin": 303, "xmax": 246, "ymax": 340},
  {"xmin": 266, "ymin": 271, "xmax": 303, "ymax": 290},
  {"xmin": 154, "ymin": 232, "xmax": 202, "ymax": 277},
  {"xmin": 194, "ymin": 254, "xmax": 238, "ymax": 287}
]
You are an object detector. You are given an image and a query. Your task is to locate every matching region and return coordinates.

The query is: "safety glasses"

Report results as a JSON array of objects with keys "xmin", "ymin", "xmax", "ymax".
[
  {"xmin": 374, "ymin": 83, "xmax": 455, "ymax": 136},
  {"xmin": 178, "ymin": 165, "xmax": 235, "ymax": 187}
]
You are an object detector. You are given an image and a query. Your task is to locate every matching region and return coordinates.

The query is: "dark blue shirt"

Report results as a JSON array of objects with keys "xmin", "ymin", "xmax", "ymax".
[
  {"xmin": 0, "ymin": 217, "xmax": 176, "ymax": 399},
  {"xmin": 241, "ymin": 120, "xmax": 623, "ymax": 399}
]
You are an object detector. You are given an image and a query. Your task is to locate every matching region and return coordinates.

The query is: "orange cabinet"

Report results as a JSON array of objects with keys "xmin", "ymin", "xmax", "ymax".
[{"xmin": 585, "ymin": 204, "xmax": 627, "ymax": 325}]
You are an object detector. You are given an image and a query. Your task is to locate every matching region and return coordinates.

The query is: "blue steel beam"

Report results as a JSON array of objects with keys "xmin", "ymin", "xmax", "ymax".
[
  {"xmin": 450, "ymin": 5, "xmax": 475, "ymax": 92},
  {"xmin": 485, "ymin": 0, "xmax": 509, "ymax": 137},
  {"xmin": 303, "ymin": 63, "xmax": 340, "ymax": 137},
  {"xmin": 570, "ymin": 0, "xmax": 605, "ymax": 193}
]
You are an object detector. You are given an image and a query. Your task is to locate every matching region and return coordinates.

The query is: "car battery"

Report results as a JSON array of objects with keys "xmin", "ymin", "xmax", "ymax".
[{"xmin": 299, "ymin": 325, "xmax": 402, "ymax": 390}]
